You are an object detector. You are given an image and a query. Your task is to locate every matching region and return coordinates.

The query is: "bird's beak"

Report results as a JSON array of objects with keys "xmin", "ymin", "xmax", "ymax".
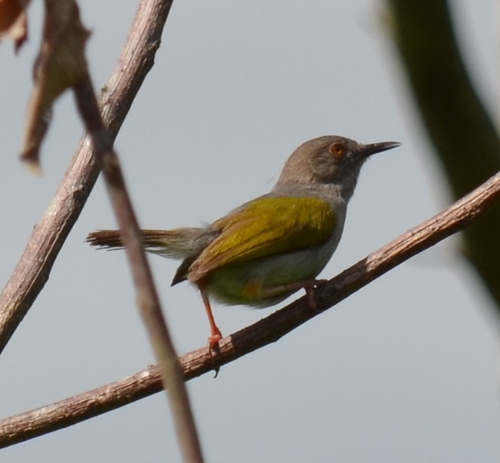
[{"xmin": 358, "ymin": 141, "xmax": 401, "ymax": 159}]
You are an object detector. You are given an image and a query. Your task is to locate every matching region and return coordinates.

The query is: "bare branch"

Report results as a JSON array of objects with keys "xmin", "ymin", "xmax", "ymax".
[
  {"xmin": 0, "ymin": 0, "xmax": 174, "ymax": 354},
  {"xmin": 2, "ymin": 168, "xmax": 499, "ymax": 447},
  {"xmin": 388, "ymin": 0, "xmax": 500, "ymax": 310},
  {"xmin": 1, "ymin": 0, "xmax": 205, "ymax": 459},
  {"xmin": 73, "ymin": 73, "xmax": 204, "ymax": 463}
]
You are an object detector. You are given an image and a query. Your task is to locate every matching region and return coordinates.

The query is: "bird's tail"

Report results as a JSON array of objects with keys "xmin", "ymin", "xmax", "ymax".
[{"xmin": 86, "ymin": 227, "xmax": 218, "ymax": 259}]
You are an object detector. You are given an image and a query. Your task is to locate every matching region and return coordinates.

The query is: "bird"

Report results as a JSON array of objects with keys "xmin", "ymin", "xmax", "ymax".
[{"xmin": 86, "ymin": 135, "xmax": 400, "ymax": 346}]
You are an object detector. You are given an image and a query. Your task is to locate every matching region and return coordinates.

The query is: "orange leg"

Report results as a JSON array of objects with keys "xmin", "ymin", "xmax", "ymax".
[{"xmin": 198, "ymin": 285, "xmax": 223, "ymax": 347}]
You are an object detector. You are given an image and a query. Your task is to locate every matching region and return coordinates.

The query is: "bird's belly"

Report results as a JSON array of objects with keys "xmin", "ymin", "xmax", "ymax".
[{"xmin": 204, "ymin": 238, "xmax": 340, "ymax": 308}]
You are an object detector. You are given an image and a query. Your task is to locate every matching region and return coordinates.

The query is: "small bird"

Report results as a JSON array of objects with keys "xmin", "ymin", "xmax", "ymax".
[{"xmin": 87, "ymin": 136, "xmax": 400, "ymax": 346}]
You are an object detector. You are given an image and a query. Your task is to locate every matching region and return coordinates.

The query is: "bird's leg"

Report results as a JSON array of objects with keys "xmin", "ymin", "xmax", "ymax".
[
  {"xmin": 249, "ymin": 279, "xmax": 326, "ymax": 310},
  {"xmin": 198, "ymin": 284, "xmax": 223, "ymax": 347},
  {"xmin": 302, "ymin": 279, "xmax": 327, "ymax": 310}
]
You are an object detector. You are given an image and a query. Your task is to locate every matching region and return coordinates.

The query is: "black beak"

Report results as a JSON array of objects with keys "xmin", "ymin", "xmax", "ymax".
[{"xmin": 358, "ymin": 141, "xmax": 401, "ymax": 159}]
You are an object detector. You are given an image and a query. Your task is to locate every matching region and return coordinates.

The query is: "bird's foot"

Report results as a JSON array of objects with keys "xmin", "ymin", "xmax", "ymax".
[
  {"xmin": 304, "ymin": 279, "xmax": 327, "ymax": 310},
  {"xmin": 208, "ymin": 329, "xmax": 223, "ymax": 349}
]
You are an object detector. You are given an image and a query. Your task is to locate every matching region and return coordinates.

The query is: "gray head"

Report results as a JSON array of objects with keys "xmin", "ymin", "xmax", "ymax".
[{"xmin": 274, "ymin": 135, "xmax": 400, "ymax": 201}]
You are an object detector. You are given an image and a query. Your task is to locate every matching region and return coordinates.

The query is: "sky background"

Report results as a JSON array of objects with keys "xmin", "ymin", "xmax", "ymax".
[{"xmin": 1, "ymin": 1, "xmax": 500, "ymax": 462}]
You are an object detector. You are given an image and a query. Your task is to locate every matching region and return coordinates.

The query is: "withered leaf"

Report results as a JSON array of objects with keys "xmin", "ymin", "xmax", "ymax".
[
  {"xmin": 0, "ymin": 0, "xmax": 30, "ymax": 52},
  {"xmin": 21, "ymin": 0, "xmax": 90, "ymax": 172}
]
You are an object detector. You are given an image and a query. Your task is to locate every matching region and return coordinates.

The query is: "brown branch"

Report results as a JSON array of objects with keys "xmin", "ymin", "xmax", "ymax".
[
  {"xmin": 0, "ymin": 0, "xmax": 174, "ymax": 354},
  {"xmin": 2, "ymin": 169, "xmax": 499, "ymax": 448},
  {"xmin": 73, "ymin": 74, "xmax": 204, "ymax": 463},
  {"xmin": 2, "ymin": 1, "xmax": 205, "ymax": 459}
]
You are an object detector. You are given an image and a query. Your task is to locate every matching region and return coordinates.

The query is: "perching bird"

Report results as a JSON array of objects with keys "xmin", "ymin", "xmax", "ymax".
[{"xmin": 87, "ymin": 135, "xmax": 400, "ymax": 345}]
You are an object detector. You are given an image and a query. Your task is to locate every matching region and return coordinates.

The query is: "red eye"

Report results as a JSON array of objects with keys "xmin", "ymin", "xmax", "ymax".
[{"xmin": 329, "ymin": 142, "xmax": 345, "ymax": 157}]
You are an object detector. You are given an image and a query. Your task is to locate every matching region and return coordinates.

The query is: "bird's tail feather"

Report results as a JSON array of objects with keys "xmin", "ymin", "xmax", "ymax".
[{"xmin": 86, "ymin": 227, "xmax": 217, "ymax": 259}]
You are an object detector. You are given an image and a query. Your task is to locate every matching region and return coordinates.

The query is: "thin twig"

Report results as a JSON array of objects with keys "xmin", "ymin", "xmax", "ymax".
[
  {"xmin": 0, "ymin": 0, "xmax": 173, "ymax": 353},
  {"xmin": 73, "ymin": 74, "xmax": 204, "ymax": 463},
  {"xmin": 4, "ymin": 0, "xmax": 203, "ymax": 463},
  {"xmin": 1, "ymin": 169, "xmax": 499, "ymax": 448}
]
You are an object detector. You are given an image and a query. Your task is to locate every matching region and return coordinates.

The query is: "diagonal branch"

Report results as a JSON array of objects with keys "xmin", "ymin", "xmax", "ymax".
[
  {"xmin": 73, "ymin": 72, "xmax": 204, "ymax": 462},
  {"xmin": 388, "ymin": 0, "xmax": 500, "ymax": 310},
  {"xmin": 1, "ymin": 168, "xmax": 499, "ymax": 448},
  {"xmin": 0, "ymin": 0, "xmax": 174, "ymax": 354}
]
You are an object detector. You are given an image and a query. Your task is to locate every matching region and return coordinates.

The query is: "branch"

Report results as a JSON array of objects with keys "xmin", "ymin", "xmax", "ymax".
[
  {"xmin": 0, "ymin": 0, "xmax": 174, "ymax": 354},
  {"xmin": 1, "ymin": 1, "xmax": 205, "ymax": 460},
  {"xmin": 74, "ymin": 74, "xmax": 204, "ymax": 463},
  {"xmin": 388, "ymin": 0, "xmax": 500, "ymax": 310},
  {"xmin": 2, "ymin": 168, "xmax": 499, "ymax": 447}
]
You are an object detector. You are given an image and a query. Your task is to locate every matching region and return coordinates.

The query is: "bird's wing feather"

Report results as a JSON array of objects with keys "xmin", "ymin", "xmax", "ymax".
[{"xmin": 188, "ymin": 196, "xmax": 336, "ymax": 282}]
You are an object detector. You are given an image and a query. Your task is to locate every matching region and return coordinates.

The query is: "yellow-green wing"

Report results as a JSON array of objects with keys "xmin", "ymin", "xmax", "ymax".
[{"xmin": 188, "ymin": 196, "xmax": 336, "ymax": 281}]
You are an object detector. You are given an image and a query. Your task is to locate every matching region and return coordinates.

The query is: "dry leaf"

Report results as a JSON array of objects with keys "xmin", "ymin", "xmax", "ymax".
[
  {"xmin": 21, "ymin": 0, "xmax": 90, "ymax": 171},
  {"xmin": 0, "ymin": 0, "xmax": 30, "ymax": 51}
]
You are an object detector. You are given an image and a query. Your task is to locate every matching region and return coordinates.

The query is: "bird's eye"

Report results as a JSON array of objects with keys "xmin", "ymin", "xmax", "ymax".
[{"xmin": 329, "ymin": 142, "xmax": 345, "ymax": 157}]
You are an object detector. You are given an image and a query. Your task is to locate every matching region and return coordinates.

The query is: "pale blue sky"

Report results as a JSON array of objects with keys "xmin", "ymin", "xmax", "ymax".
[{"xmin": 0, "ymin": 1, "xmax": 499, "ymax": 462}]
